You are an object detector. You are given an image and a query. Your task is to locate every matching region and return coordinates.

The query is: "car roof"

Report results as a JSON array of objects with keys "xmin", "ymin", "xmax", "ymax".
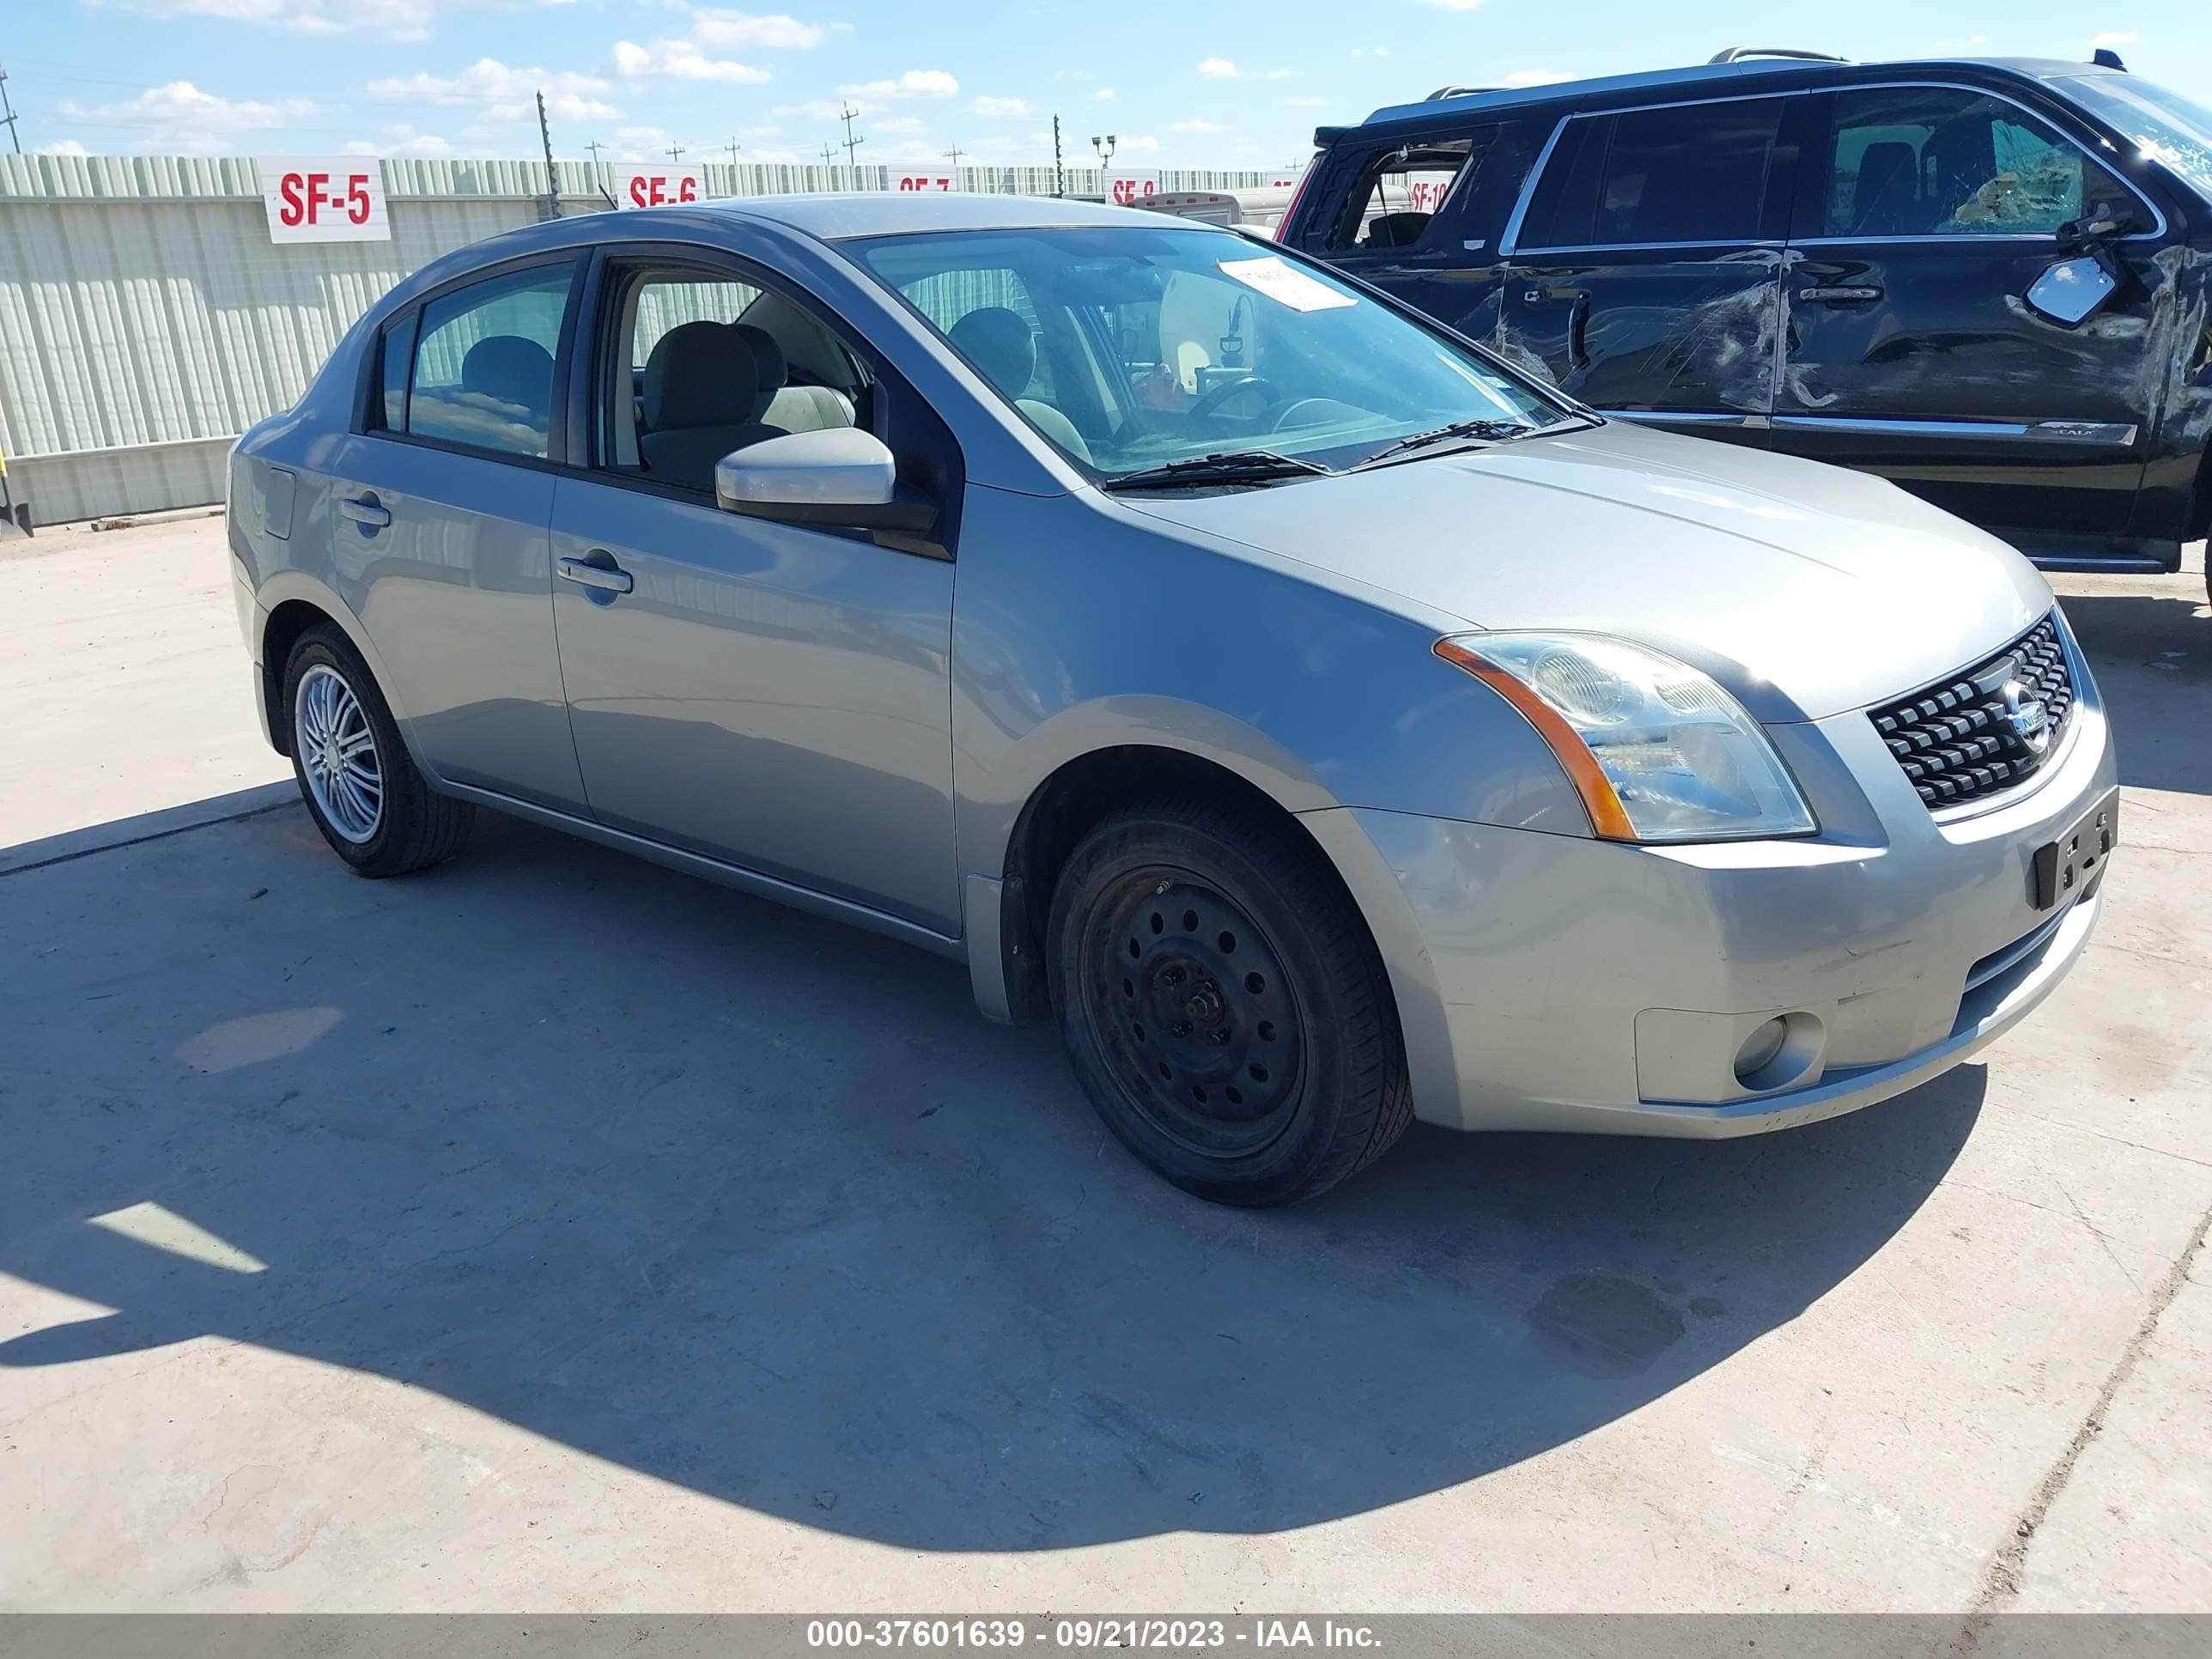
[
  {"xmin": 1350, "ymin": 57, "xmax": 2124, "ymax": 132},
  {"xmin": 663, "ymin": 191, "xmax": 1173, "ymax": 240}
]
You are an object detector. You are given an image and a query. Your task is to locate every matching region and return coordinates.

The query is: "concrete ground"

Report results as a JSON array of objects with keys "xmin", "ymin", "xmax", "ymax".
[{"xmin": 1, "ymin": 516, "xmax": 2208, "ymax": 1616}]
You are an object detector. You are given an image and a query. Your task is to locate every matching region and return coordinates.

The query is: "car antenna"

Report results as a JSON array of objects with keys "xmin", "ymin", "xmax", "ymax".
[{"xmin": 2092, "ymin": 47, "xmax": 2129, "ymax": 70}]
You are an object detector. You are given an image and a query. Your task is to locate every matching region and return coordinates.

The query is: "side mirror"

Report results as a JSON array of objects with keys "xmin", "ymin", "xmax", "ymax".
[
  {"xmin": 2026, "ymin": 255, "xmax": 2118, "ymax": 327},
  {"xmin": 714, "ymin": 428, "xmax": 937, "ymax": 538}
]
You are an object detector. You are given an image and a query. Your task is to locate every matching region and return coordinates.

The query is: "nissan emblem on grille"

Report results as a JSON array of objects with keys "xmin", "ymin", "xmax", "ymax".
[{"xmin": 1867, "ymin": 613, "xmax": 2075, "ymax": 809}]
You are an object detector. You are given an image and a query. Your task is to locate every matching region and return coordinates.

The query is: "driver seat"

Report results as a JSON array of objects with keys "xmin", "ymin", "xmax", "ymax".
[{"xmin": 947, "ymin": 307, "xmax": 1092, "ymax": 465}]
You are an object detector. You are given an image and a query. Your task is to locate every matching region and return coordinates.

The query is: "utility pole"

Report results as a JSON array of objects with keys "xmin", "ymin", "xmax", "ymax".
[
  {"xmin": 0, "ymin": 67, "xmax": 22, "ymax": 157},
  {"xmin": 943, "ymin": 142, "xmax": 964, "ymax": 169},
  {"xmin": 1052, "ymin": 114, "xmax": 1064, "ymax": 198},
  {"xmin": 535, "ymin": 90, "xmax": 562, "ymax": 220},
  {"xmin": 838, "ymin": 101, "xmax": 865, "ymax": 175},
  {"xmin": 665, "ymin": 142, "xmax": 684, "ymax": 164},
  {"xmin": 726, "ymin": 134, "xmax": 741, "ymax": 174},
  {"xmin": 584, "ymin": 139, "xmax": 606, "ymax": 166}
]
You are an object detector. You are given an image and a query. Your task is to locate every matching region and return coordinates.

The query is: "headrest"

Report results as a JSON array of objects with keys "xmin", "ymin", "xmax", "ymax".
[
  {"xmin": 643, "ymin": 320, "xmax": 759, "ymax": 431},
  {"xmin": 948, "ymin": 307, "xmax": 1036, "ymax": 399},
  {"xmin": 731, "ymin": 323, "xmax": 787, "ymax": 423},
  {"xmin": 460, "ymin": 337, "xmax": 554, "ymax": 415}
]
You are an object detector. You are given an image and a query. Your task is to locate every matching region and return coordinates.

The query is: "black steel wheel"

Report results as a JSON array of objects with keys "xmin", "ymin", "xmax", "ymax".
[{"xmin": 1047, "ymin": 799, "xmax": 1413, "ymax": 1206}]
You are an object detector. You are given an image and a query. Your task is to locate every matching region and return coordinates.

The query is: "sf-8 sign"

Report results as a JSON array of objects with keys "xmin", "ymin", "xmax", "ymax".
[{"xmin": 259, "ymin": 157, "xmax": 389, "ymax": 243}]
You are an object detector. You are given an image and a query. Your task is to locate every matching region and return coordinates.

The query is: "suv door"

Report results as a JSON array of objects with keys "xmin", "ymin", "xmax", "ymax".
[
  {"xmin": 1775, "ymin": 82, "xmax": 2172, "ymax": 546},
  {"xmin": 547, "ymin": 249, "xmax": 962, "ymax": 936},
  {"xmin": 1498, "ymin": 94, "xmax": 1802, "ymax": 446},
  {"xmin": 331, "ymin": 258, "xmax": 588, "ymax": 811}
]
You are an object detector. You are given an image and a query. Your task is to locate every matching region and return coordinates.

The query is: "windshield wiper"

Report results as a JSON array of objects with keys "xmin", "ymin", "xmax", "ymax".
[
  {"xmin": 1103, "ymin": 450, "xmax": 1331, "ymax": 491},
  {"xmin": 1354, "ymin": 417, "xmax": 1536, "ymax": 469}
]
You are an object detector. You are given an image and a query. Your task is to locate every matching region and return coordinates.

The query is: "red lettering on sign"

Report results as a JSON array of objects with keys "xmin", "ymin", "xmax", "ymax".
[{"xmin": 278, "ymin": 174, "xmax": 306, "ymax": 227}]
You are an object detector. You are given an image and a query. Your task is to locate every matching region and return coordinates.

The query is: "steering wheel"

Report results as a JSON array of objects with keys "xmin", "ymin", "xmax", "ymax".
[{"xmin": 1188, "ymin": 374, "xmax": 1281, "ymax": 425}]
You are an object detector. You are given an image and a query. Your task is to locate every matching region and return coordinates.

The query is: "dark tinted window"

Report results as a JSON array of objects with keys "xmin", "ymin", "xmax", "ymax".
[
  {"xmin": 1823, "ymin": 87, "xmax": 2130, "ymax": 237},
  {"xmin": 1520, "ymin": 98, "xmax": 1787, "ymax": 247},
  {"xmin": 404, "ymin": 264, "xmax": 574, "ymax": 459},
  {"xmin": 376, "ymin": 314, "xmax": 413, "ymax": 431}
]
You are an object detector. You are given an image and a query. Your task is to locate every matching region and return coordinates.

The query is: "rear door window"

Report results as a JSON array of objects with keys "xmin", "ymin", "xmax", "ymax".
[
  {"xmin": 1517, "ymin": 98, "xmax": 1789, "ymax": 249},
  {"xmin": 1326, "ymin": 131, "xmax": 1496, "ymax": 251},
  {"xmin": 402, "ymin": 264, "xmax": 575, "ymax": 459},
  {"xmin": 1820, "ymin": 86, "xmax": 2130, "ymax": 237}
]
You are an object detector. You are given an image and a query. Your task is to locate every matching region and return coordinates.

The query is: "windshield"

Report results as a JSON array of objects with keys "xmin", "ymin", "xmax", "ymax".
[
  {"xmin": 844, "ymin": 224, "xmax": 1569, "ymax": 482},
  {"xmin": 2056, "ymin": 72, "xmax": 2212, "ymax": 202}
]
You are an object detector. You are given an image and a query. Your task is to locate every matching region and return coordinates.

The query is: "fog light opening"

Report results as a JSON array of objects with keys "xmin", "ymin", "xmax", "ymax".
[{"xmin": 1733, "ymin": 1012, "xmax": 1825, "ymax": 1093}]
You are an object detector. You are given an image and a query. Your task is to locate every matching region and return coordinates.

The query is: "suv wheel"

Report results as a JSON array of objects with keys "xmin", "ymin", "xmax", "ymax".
[
  {"xmin": 1047, "ymin": 801, "xmax": 1413, "ymax": 1206},
  {"xmin": 283, "ymin": 624, "xmax": 473, "ymax": 877}
]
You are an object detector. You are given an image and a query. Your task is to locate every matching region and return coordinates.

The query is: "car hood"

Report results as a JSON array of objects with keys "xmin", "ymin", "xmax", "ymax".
[{"xmin": 1114, "ymin": 419, "xmax": 2055, "ymax": 722}]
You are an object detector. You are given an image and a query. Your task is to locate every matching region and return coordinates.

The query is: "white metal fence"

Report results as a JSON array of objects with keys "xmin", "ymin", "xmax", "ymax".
[{"xmin": 0, "ymin": 154, "xmax": 1273, "ymax": 526}]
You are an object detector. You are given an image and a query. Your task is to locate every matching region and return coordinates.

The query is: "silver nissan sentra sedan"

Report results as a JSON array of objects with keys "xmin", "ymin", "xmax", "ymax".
[{"xmin": 227, "ymin": 193, "xmax": 2118, "ymax": 1206}]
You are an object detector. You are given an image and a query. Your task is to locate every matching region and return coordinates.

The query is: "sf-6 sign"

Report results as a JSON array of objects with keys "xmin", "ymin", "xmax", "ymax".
[
  {"xmin": 616, "ymin": 164, "xmax": 706, "ymax": 209},
  {"xmin": 258, "ymin": 157, "xmax": 389, "ymax": 244}
]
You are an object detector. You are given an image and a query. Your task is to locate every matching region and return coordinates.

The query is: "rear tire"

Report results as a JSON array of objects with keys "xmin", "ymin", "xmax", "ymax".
[
  {"xmin": 1046, "ymin": 799, "xmax": 1412, "ymax": 1206},
  {"xmin": 283, "ymin": 624, "xmax": 473, "ymax": 878}
]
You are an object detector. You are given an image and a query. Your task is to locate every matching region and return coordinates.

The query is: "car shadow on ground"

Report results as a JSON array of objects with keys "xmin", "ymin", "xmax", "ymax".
[
  {"xmin": 2057, "ymin": 586, "xmax": 2212, "ymax": 797},
  {"xmin": 1, "ymin": 796, "xmax": 1984, "ymax": 1552}
]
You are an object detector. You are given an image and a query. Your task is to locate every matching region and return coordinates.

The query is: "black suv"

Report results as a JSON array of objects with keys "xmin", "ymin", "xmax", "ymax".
[{"xmin": 1283, "ymin": 49, "xmax": 2212, "ymax": 582}]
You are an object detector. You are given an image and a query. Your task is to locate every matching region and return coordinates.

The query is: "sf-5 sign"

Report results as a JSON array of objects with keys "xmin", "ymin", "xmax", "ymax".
[
  {"xmin": 616, "ymin": 165, "xmax": 707, "ymax": 209},
  {"xmin": 259, "ymin": 157, "xmax": 390, "ymax": 244}
]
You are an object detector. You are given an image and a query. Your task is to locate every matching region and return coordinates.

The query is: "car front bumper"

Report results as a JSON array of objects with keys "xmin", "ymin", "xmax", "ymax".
[{"xmin": 1304, "ymin": 674, "xmax": 2118, "ymax": 1136}]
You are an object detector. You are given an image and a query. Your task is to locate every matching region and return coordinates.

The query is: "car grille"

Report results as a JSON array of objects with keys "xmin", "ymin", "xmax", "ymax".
[{"xmin": 1869, "ymin": 614, "xmax": 2075, "ymax": 810}]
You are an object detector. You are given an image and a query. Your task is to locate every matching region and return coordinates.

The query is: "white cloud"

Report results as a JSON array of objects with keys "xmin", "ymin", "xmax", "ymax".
[
  {"xmin": 775, "ymin": 96, "xmax": 872, "ymax": 119},
  {"xmin": 742, "ymin": 124, "xmax": 782, "ymax": 139},
  {"xmin": 1172, "ymin": 118, "xmax": 1226, "ymax": 133},
  {"xmin": 38, "ymin": 139, "xmax": 93, "ymax": 156},
  {"xmin": 690, "ymin": 9, "xmax": 827, "ymax": 49},
  {"xmin": 1500, "ymin": 69, "xmax": 1570, "ymax": 88},
  {"xmin": 1352, "ymin": 46, "xmax": 1390, "ymax": 57},
  {"xmin": 613, "ymin": 39, "xmax": 771, "ymax": 83},
  {"xmin": 611, "ymin": 125, "xmax": 713, "ymax": 161},
  {"xmin": 1118, "ymin": 133, "xmax": 1159, "ymax": 152},
  {"xmin": 837, "ymin": 69, "xmax": 957, "ymax": 99},
  {"xmin": 872, "ymin": 137, "xmax": 949, "ymax": 163},
  {"xmin": 79, "ymin": 0, "xmax": 566, "ymax": 42},
  {"xmin": 1093, "ymin": 88, "xmax": 1115, "ymax": 100},
  {"xmin": 873, "ymin": 115, "xmax": 927, "ymax": 134},
  {"xmin": 345, "ymin": 124, "xmax": 453, "ymax": 157},
  {"xmin": 2088, "ymin": 30, "xmax": 2138, "ymax": 48},
  {"xmin": 1282, "ymin": 96, "xmax": 1325, "ymax": 107},
  {"xmin": 1420, "ymin": 0, "xmax": 1485, "ymax": 9},
  {"xmin": 58, "ymin": 80, "xmax": 316, "ymax": 154},
  {"xmin": 1232, "ymin": 143, "xmax": 1264, "ymax": 157},
  {"xmin": 970, "ymin": 94, "xmax": 1029, "ymax": 118},
  {"xmin": 370, "ymin": 60, "xmax": 615, "ymax": 125},
  {"xmin": 1196, "ymin": 58, "xmax": 1290, "ymax": 80}
]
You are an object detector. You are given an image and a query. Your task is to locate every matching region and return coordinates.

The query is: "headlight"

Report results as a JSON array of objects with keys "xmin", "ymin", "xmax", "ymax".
[{"xmin": 1435, "ymin": 632, "xmax": 1816, "ymax": 842}]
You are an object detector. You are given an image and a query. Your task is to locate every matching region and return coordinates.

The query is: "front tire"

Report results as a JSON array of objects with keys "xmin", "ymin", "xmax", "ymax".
[
  {"xmin": 283, "ymin": 624, "xmax": 472, "ymax": 877},
  {"xmin": 1046, "ymin": 801, "xmax": 1412, "ymax": 1206}
]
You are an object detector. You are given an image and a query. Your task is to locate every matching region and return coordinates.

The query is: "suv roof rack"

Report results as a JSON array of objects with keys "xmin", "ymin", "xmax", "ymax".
[
  {"xmin": 1706, "ymin": 46, "xmax": 1851, "ymax": 65},
  {"xmin": 1425, "ymin": 84, "xmax": 1501, "ymax": 100}
]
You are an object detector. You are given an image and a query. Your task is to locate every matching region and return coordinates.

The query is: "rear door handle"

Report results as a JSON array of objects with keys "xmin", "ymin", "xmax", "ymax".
[
  {"xmin": 337, "ymin": 495, "xmax": 390, "ymax": 527},
  {"xmin": 1797, "ymin": 285, "xmax": 1883, "ymax": 304},
  {"xmin": 557, "ymin": 555, "xmax": 634, "ymax": 594}
]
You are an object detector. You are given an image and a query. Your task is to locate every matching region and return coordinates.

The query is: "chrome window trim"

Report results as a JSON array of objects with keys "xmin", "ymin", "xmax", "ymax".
[{"xmin": 1497, "ymin": 77, "xmax": 2167, "ymax": 259}]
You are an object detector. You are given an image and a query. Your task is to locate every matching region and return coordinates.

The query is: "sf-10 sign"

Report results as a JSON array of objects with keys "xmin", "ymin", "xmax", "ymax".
[
  {"xmin": 616, "ymin": 164, "xmax": 707, "ymax": 209},
  {"xmin": 259, "ymin": 157, "xmax": 390, "ymax": 243}
]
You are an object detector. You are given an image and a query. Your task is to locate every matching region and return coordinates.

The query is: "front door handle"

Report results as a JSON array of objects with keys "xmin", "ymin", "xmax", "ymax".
[
  {"xmin": 557, "ymin": 555, "xmax": 634, "ymax": 594},
  {"xmin": 1797, "ymin": 285, "xmax": 1883, "ymax": 304},
  {"xmin": 337, "ymin": 495, "xmax": 390, "ymax": 527}
]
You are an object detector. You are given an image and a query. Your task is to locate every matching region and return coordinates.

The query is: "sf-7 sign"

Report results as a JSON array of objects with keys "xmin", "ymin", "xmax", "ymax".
[{"xmin": 259, "ymin": 157, "xmax": 390, "ymax": 243}]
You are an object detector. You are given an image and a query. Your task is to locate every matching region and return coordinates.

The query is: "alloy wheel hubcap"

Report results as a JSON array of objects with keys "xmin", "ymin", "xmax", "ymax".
[{"xmin": 295, "ymin": 664, "xmax": 383, "ymax": 843}]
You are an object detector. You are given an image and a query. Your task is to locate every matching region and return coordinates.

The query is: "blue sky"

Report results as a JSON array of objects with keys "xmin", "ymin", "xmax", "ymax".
[{"xmin": 7, "ymin": 0, "xmax": 2209, "ymax": 169}]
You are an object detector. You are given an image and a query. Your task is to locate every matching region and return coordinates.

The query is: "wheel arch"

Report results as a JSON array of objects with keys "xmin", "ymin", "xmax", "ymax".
[{"xmin": 253, "ymin": 574, "xmax": 419, "ymax": 763}]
